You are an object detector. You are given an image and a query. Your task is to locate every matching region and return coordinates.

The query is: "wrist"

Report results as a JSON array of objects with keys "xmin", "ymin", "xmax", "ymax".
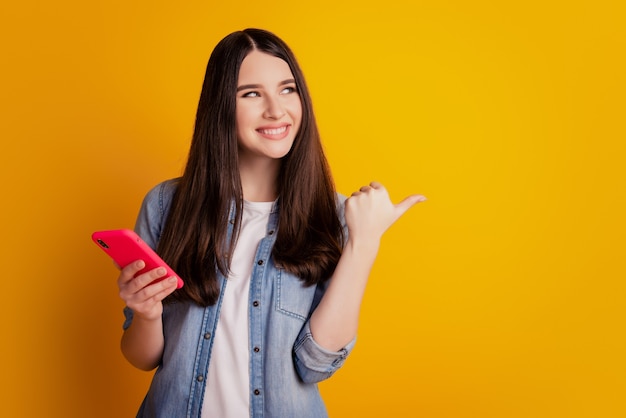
[
  {"xmin": 132, "ymin": 311, "xmax": 163, "ymax": 324},
  {"xmin": 344, "ymin": 236, "xmax": 381, "ymax": 258}
]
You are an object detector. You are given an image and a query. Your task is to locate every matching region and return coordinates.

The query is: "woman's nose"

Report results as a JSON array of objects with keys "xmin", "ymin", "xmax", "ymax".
[{"xmin": 263, "ymin": 96, "xmax": 286, "ymax": 119}]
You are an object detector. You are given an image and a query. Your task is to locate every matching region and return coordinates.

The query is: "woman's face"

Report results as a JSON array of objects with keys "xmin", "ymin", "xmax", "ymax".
[{"xmin": 235, "ymin": 51, "xmax": 302, "ymax": 167}]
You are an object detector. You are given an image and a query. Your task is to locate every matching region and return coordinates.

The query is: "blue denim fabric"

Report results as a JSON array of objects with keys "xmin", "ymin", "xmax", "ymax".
[{"xmin": 124, "ymin": 179, "xmax": 355, "ymax": 418}]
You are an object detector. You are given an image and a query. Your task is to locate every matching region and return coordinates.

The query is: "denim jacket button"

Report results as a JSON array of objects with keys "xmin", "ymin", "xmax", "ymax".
[
  {"xmin": 253, "ymin": 300, "xmax": 259, "ymax": 307},
  {"xmin": 196, "ymin": 375, "xmax": 204, "ymax": 382},
  {"xmin": 254, "ymin": 389, "xmax": 261, "ymax": 396},
  {"xmin": 204, "ymin": 332, "xmax": 211, "ymax": 340},
  {"xmin": 253, "ymin": 346, "xmax": 260, "ymax": 353},
  {"xmin": 257, "ymin": 259, "xmax": 264, "ymax": 266}
]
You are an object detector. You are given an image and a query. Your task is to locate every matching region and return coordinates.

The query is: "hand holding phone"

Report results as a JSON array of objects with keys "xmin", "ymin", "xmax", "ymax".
[{"xmin": 91, "ymin": 229, "xmax": 184, "ymax": 289}]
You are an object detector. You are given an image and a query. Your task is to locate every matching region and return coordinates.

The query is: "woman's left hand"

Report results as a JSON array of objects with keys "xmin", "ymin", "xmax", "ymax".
[
  {"xmin": 308, "ymin": 182, "xmax": 425, "ymax": 351},
  {"xmin": 345, "ymin": 181, "xmax": 426, "ymax": 243}
]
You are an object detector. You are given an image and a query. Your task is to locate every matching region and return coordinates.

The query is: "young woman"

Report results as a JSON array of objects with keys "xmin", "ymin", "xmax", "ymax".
[{"xmin": 117, "ymin": 28, "xmax": 425, "ymax": 417}]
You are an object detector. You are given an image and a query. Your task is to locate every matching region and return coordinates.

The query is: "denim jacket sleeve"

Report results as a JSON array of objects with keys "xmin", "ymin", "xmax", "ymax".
[
  {"xmin": 292, "ymin": 193, "xmax": 357, "ymax": 384},
  {"xmin": 134, "ymin": 179, "xmax": 178, "ymax": 249},
  {"xmin": 122, "ymin": 179, "xmax": 178, "ymax": 331},
  {"xmin": 293, "ymin": 318, "xmax": 357, "ymax": 384}
]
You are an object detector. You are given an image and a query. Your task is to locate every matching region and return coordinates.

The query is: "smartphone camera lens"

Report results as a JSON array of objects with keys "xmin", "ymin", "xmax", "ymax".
[{"xmin": 97, "ymin": 239, "xmax": 110, "ymax": 249}]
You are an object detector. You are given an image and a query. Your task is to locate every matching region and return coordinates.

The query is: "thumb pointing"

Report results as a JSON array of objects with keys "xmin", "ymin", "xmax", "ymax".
[{"xmin": 394, "ymin": 194, "xmax": 427, "ymax": 218}]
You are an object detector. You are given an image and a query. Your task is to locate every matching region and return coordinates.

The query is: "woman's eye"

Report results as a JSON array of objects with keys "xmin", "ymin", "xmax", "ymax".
[
  {"xmin": 281, "ymin": 86, "xmax": 297, "ymax": 94},
  {"xmin": 242, "ymin": 91, "xmax": 260, "ymax": 98}
]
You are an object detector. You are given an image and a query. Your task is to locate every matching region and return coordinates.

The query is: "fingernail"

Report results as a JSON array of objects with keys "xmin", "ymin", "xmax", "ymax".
[{"xmin": 157, "ymin": 267, "xmax": 167, "ymax": 276}]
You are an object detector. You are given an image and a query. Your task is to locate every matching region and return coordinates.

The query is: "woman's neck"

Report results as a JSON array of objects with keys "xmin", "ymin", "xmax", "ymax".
[{"xmin": 239, "ymin": 160, "xmax": 280, "ymax": 202}]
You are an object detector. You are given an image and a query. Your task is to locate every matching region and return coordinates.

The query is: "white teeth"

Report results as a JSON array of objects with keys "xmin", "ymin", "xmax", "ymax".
[{"xmin": 259, "ymin": 126, "xmax": 287, "ymax": 135}]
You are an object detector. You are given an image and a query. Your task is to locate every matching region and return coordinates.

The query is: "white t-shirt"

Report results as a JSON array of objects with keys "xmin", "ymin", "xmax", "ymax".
[{"xmin": 202, "ymin": 200, "xmax": 273, "ymax": 418}]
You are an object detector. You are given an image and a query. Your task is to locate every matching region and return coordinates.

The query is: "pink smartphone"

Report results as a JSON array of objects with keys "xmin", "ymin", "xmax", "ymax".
[{"xmin": 91, "ymin": 229, "xmax": 184, "ymax": 289}]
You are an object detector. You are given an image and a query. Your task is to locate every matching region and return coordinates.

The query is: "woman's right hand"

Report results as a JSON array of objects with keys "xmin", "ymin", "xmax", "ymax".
[{"xmin": 117, "ymin": 260, "xmax": 179, "ymax": 322}]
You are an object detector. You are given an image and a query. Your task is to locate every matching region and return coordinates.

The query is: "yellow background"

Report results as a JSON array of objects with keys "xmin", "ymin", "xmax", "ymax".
[{"xmin": 1, "ymin": 1, "xmax": 624, "ymax": 417}]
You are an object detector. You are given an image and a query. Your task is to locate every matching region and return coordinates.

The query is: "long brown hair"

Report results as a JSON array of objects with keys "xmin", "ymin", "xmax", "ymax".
[{"xmin": 157, "ymin": 28, "xmax": 343, "ymax": 306}]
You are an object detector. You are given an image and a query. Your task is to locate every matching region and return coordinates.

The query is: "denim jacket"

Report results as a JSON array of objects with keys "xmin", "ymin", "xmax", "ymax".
[{"xmin": 124, "ymin": 179, "xmax": 356, "ymax": 417}]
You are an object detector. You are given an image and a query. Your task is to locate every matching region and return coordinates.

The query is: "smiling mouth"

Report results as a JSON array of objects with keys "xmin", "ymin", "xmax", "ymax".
[{"xmin": 257, "ymin": 126, "xmax": 288, "ymax": 135}]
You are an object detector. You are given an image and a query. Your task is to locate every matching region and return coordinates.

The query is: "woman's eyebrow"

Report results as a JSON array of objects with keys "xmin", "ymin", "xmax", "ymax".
[
  {"xmin": 236, "ymin": 83, "xmax": 261, "ymax": 92},
  {"xmin": 236, "ymin": 79, "xmax": 296, "ymax": 92}
]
